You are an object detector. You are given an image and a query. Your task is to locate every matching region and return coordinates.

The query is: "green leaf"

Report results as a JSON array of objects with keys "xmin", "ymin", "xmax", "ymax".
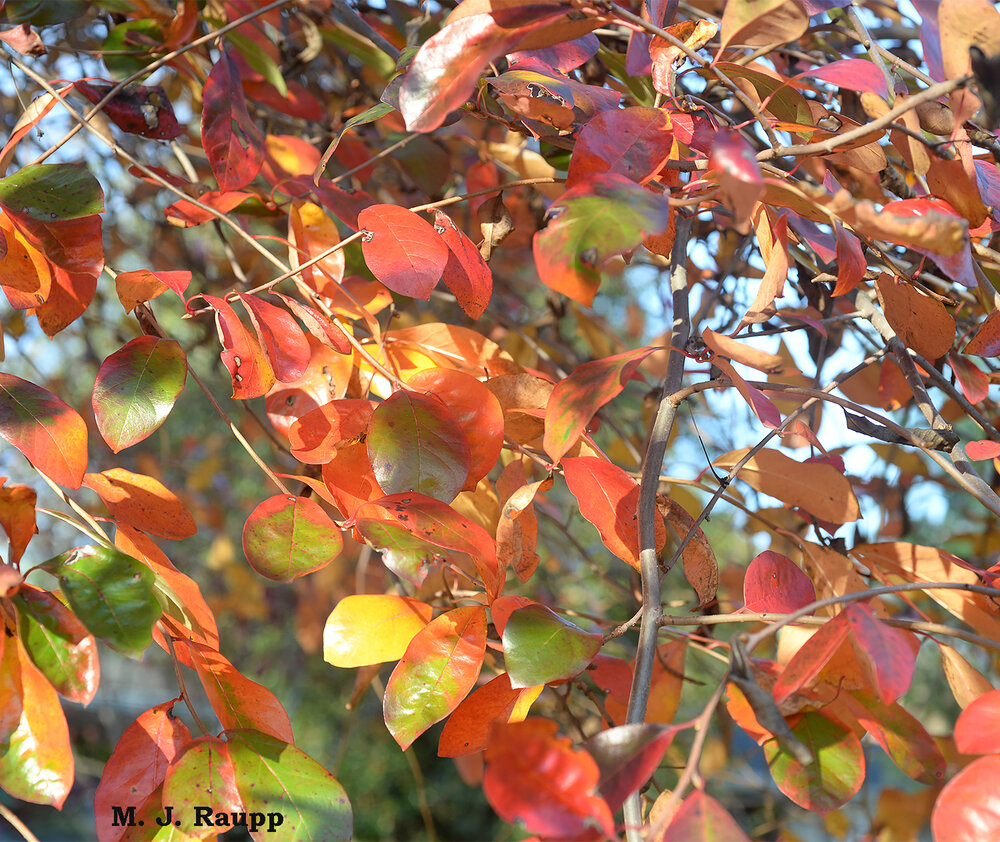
[
  {"xmin": 502, "ymin": 604, "xmax": 602, "ymax": 688},
  {"xmin": 367, "ymin": 390, "xmax": 471, "ymax": 502},
  {"xmin": 533, "ymin": 173, "xmax": 671, "ymax": 306},
  {"xmin": 13, "ymin": 585, "xmax": 99, "ymax": 705},
  {"xmin": 0, "ymin": 164, "xmax": 103, "ymax": 221},
  {"xmin": 226, "ymin": 29, "xmax": 288, "ymax": 96},
  {"xmin": 597, "ymin": 49, "xmax": 657, "ymax": 107},
  {"xmin": 227, "ymin": 729, "xmax": 352, "ymax": 841},
  {"xmin": 40, "ymin": 546, "xmax": 161, "ymax": 659},
  {"xmin": 764, "ymin": 711, "xmax": 864, "ymax": 815},
  {"xmin": 242, "ymin": 494, "xmax": 344, "ymax": 582},
  {"xmin": 92, "ymin": 336, "xmax": 187, "ymax": 453}
]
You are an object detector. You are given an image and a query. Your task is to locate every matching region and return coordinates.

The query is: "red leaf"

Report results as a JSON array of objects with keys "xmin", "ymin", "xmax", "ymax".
[
  {"xmin": 358, "ymin": 205, "xmax": 448, "ymax": 299},
  {"xmin": 236, "ymin": 293, "xmax": 311, "ymax": 382},
  {"xmin": 438, "ymin": 672, "xmax": 523, "ymax": 757},
  {"xmin": 201, "ymin": 51, "xmax": 264, "ymax": 191},
  {"xmin": 737, "ymin": 212, "xmax": 789, "ymax": 329},
  {"xmin": 832, "ymin": 224, "xmax": 867, "ymax": 296},
  {"xmin": 845, "ymin": 602, "xmax": 916, "ymax": 703},
  {"xmin": 197, "ymin": 294, "xmax": 275, "ymax": 399},
  {"xmin": 656, "ymin": 790, "xmax": 751, "ymax": 841},
  {"xmin": 94, "ymin": 699, "xmax": 191, "ymax": 842},
  {"xmin": 0, "ymin": 373, "xmax": 88, "ymax": 488},
  {"xmin": 398, "ymin": 7, "xmax": 569, "ymax": 132},
  {"xmin": 433, "ymin": 211, "xmax": 493, "ymax": 318},
  {"xmin": 965, "ymin": 440, "xmax": 1000, "ymax": 460},
  {"xmin": 567, "ymin": 107, "xmax": 674, "ymax": 187},
  {"xmin": 271, "ymin": 292, "xmax": 352, "ymax": 355},
  {"xmin": 163, "ymin": 190, "xmax": 255, "ymax": 227},
  {"xmin": 384, "ymin": 606, "xmax": 487, "ymax": 750},
  {"xmin": 709, "ymin": 130, "xmax": 764, "ymax": 234},
  {"xmin": 75, "ymin": 81, "xmax": 182, "ymax": 140},
  {"xmin": 954, "ymin": 688, "xmax": 1000, "ymax": 755},
  {"xmin": 322, "ymin": 442, "xmax": 382, "ymax": 519},
  {"xmin": 583, "ymin": 723, "xmax": 678, "ymax": 813},
  {"xmin": 796, "ymin": 59, "xmax": 889, "ymax": 98},
  {"xmin": 483, "ymin": 718, "xmax": 615, "ymax": 839},
  {"xmin": 563, "ymin": 456, "xmax": 665, "ymax": 569},
  {"xmin": 544, "ymin": 347, "xmax": 655, "ymax": 462},
  {"xmin": 964, "ymin": 309, "xmax": 1000, "ymax": 356},
  {"xmin": 931, "ymin": 754, "xmax": 1000, "ymax": 842},
  {"xmin": 743, "ymin": 550, "xmax": 816, "ymax": 613},
  {"xmin": 950, "ymin": 353, "xmax": 989, "ymax": 404},
  {"xmin": 772, "ymin": 612, "xmax": 850, "ymax": 704},
  {"xmin": 711, "ymin": 356, "xmax": 782, "ymax": 429}
]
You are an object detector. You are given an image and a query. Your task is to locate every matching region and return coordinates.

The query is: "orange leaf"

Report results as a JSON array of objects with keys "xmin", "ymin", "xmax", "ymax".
[
  {"xmin": 713, "ymin": 447, "xmax": 860, "ymax": 524},
  {"xmin": 84, "ymin": 468, "xmax": 196, "ymax": 540},
  {"xmin": 874, "ymin": 274, "xmax": 955, "ymax": 360}
]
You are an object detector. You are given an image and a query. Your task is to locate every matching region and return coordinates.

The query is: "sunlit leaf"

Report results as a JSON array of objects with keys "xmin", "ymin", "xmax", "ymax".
[
  {"xmin": 583, "ymin": 723, "xmax": 677, "ymax": 813},
  {"xmin": 83, "ymin": 467, "xmax": 197, "ymax": 540},
  {"xmin": 533, "ymin": 174, "xmax": 672, "ymax": 305},
  {"xmin": 931, "ymin": 754, "xmax": 1000, "ymax": 842},
  {"xmin": 743, "ymin": 550, "xmax": 816, "ymax": 613},
  {"xmin": 161, "ymin": 737, "xmax": 242, "ymax": 839},
  {"xmin": 242, "ymin": 494, "xmax": 343, "ymax": 582},
  {"xmin": 383, "ymin": 606, "xmax": 487, "ymax": 749},
  {"xmin": 0, "ymin": 372, "xmax": 88, "ymax": 488},
  {"xmin": 502, "ymin": 603, "xmax": 601, "ymax": 687},
  {"xmin": 41, "ymin": 545, "xmax": 161, "ymax": 659},
  {"xmin": 227, "ymin": 729, "xmax": 352, "ymax": 841},
  {"xmin": 324, "ymin": 594, "xmax": 433, "ymax": 668},
  {"xmin": 358, "ymin": 205, "xmax": 448, "ymax": 299},
  {"xmin": 14, "ymin": 584, "xmax": 99, "ymax": 705},
  {"xmin": 0, "ymin": 163, "xmax": 103, "ymax": 221}
]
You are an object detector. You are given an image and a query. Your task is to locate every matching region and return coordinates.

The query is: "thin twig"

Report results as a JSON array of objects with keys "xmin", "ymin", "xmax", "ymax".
[{"xmin": 0, "ymin": 804, "xmax": 40, "ymax": 842}]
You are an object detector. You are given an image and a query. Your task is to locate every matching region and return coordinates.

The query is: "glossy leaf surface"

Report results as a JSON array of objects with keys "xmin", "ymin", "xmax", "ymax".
[
  {"xmin": 367, "ymin": 389, "xmax": 471, "ymax": 502},
  {"xmin": 483, "ymin": 718, "xmax": 614, "ymax": 839},
  {"xmin": 324, "ymin": 594, "xmax": 433, "ymax": 668},
  {"xmin": 92, "ymin": 337, "xmax": 187, "ymax": 452},
  {"xmin": 227, "ymin": 729, "xmax": 352, "ymax": 841},
  {"xmin": 42, "ymin": 545, "xmax": 161, "ymax": 659},
  {"xmin": 358, "ymin": 205, "xmax": 448, "ymax": 299},
  {"xmin": 83, "ymin": 468, "xmax": 197, "ymax": 540},
  {"xmin": 502, "ymin": 603, "xmax": 601, "ymax": 688},
  {"xmin": 743, "ymin": 551, "xmax": 816, "ymax": 613},
  {"xmin": 383, "ymin": 606, "xmax": 487, "ymax": 749}
]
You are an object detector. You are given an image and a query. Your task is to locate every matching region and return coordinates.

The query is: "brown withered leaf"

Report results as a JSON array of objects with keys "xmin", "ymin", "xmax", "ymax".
[
  {"xmin": 478, "ymin": 193, "xmax": 515, "ymax": 261},
  {"xmin": 658, "ymin": 496, "xmax": 719, "ymax": 608}
]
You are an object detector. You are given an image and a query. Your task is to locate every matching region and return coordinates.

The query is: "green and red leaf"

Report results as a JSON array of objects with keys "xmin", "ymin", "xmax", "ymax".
[
  {"xmin": 764, "ymin": 712, "xmax": 864, "ymax": 815},
  {"xmin": 367, "ymin": 389, "xmax": 471, "ymax": 502},
  {"xmin": 162, "ymin": 737, "xmax": 243, "ymax": 838},
  {"xmin": 533, "ymin": 173, "xmax": 672, "ymax": 305},
  {"xmin": 383, "ymin": 606, "xmax": 487, "ymax": 750},
  {"xmin": 92, "ymin": 337, "xmax": 187, "ymax": 453},
  {"xmin": 0, "ymin": 373, "xmax": 88, "ymax": 488},
  {"xmin": 242, "ymin": 494, "xmax": 343, "ymax": 582}
]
